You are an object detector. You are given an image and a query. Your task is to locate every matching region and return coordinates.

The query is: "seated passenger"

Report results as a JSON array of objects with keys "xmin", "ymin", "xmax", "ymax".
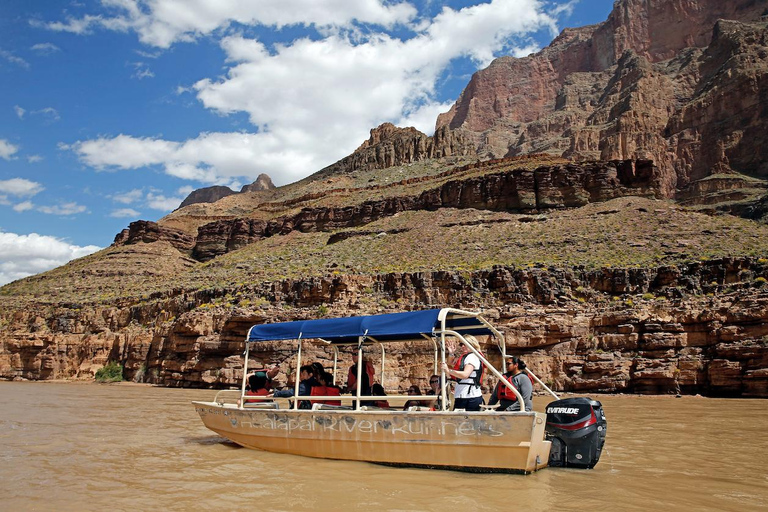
[
  {"xmin": 487, "ymin": 356, "xmax": 534, "ymax": 412},
  {"xmin": 253, "ymin": 365, "xmax": 279, "ymax": 387},
  {"xmin": 346, "ymin": 354, "xmax": 375, "ymax": 396},
  {"xmin": 403, "ymin": 385, "xmax": 424, "ymax": 410},
  {"xmin": 310, "ymin": 362, "xmax": 325, "ymax": 381},
  {"xmin": 252, "ymin": 364, "xmax": 295, "ymax": 398},
  {"xmin": 371, "ymin": 383, "xmax": 390, "ymax": 408},
  {"xmin": 297, "ymin": 365, "xmax": 316, "ymax": 409},
  {"xmin": 244, "ymin": 372, "xmax": 272, "ymax": 404},
  {"xmin": 311, "ymin": 371, "xmax": 342, "ymax": 406},
  {"xmin": 426, "ymin": 374, "xmax": 445, "ymax": 411}
]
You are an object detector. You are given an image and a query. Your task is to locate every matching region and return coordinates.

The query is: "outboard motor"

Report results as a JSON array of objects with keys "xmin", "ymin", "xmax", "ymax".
[{"xmin": 545, "ymin": 397, "xmax": 607, "ymax": 469}]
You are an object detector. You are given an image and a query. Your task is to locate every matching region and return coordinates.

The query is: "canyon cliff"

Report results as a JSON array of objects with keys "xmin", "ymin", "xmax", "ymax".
[
  {"xmin": 2, "ymin": 257, "xmax": 767, "ymax": 397},
  {"xmin": 437, "ymin": 0, "xmax": 768, "ymax": 193}
]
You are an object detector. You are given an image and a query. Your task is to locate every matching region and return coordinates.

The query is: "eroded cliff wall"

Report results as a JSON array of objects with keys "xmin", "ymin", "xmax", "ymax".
[
  {"xmin": 2, "ymin": 258, "xmax": 766, "ymax": 397},
  {"xmin": 437, "ymin": 0, "xmax": 768, "ymax": 190}
]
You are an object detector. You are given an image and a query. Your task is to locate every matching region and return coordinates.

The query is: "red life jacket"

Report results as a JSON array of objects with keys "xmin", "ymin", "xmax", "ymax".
[
  {"xmin": 497, "ymin": 372, "xmax": 535, "ymax": 401},
  {"xmin": 347, "ymin": 361, "xmax": 375, "ymax": 392},
  {"xmin": 452, "ymin": 352, "xmax": 484, "ymax": 387},
  {"xmin": 244, "ymin": 388, "xmax": 270, "ymax": 404},
  {"xmin": 311, "ymin": 385, "xmax": 341, "ymax": 406}
]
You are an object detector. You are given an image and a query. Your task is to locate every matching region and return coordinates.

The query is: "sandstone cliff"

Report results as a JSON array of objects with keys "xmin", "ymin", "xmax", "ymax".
[
  {"xmin": 436, "ymin": 0, "xmax": 768, "ymax": 192},
  {"xmin": 312, "ymin": 123, "xmax": 475, "ymax": 179},
  {"xmin": 2, "ymin": 258, "xmax": 766, "ymax": 397},
  {"xmin": 190, "ymin": 159, "xmax": 661, "ymax": 261},
  {"xmin": 178, "ymin": 185, "xmax": 236, "ymax": 209}
]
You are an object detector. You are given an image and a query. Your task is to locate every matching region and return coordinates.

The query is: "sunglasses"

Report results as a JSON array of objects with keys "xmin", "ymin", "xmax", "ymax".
[{"xmin": 430, "ymin": 379, "xmax": 439, "ymax": 383}]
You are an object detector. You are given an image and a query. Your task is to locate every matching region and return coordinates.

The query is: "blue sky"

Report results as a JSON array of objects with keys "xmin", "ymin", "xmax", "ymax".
[{"xmin": 0, "ymin": 0, "xmax": 615, "ymax": 285}]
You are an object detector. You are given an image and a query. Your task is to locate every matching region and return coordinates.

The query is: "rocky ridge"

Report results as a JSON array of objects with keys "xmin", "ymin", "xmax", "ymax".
[
  {"xmin": 312, "ymin": 123, "xmax": 475, "ymax": 179},
  {"xmin": 1, "ymin": 258, "xmax": 766, "ymax": 396},
  {"xmin": 177, "ymin": 173, "xmax": 277, "ymax": 209},
  {"xmin": 115, "ymin": 158, "xmax": 662, "ymax": 261},
  {"xmin": 437, "ymin": 0, "xmax": 768, "ymax": 192}
]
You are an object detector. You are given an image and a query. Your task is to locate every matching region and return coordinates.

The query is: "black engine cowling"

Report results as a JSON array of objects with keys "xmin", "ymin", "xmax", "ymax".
[{"xmin": 545, "ymin": 397, "xmax": 607, "ymax": 469}]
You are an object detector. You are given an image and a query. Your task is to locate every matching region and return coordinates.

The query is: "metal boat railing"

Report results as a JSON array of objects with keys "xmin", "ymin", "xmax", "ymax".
[{"xmin": 233, "ymin": 308, "xmax": 558, "ymax": 413}]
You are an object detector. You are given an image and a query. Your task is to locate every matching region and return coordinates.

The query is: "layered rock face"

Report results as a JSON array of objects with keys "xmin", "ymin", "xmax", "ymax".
[
  {"xmin": 191, "ymin": 158, "xmax": 662, "ymax": 261},
  {"xmin": 2, "ymin": 258, "xmax": 766, "ymax": 397},
  {"xmin": 112, "ymin": 220, "xmax": 196, "ymax": 251},
  {"xmin": 437, "ymin": 0, "xmax": 768, "ymax": 190},
  {"xmin": 178, "ymin": 185, "xmax": 236, "ymax": 209},
  {"xmin": 314, "ymin": 123, "xmax": 475, "ymax": 178}
]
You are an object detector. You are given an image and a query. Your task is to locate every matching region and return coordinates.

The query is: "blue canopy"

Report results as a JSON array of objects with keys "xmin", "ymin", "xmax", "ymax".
[{"xmin": 246, "ymin": 308, "xmax": 494, "ymax": 344}]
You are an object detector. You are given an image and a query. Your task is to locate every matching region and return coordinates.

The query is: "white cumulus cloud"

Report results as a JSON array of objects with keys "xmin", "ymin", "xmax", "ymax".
[
  {"xmin": 110, "ymin": 188, "xmax": 144, "ymax": 204},
  {"xmin": 0, "ymin": 139, "xmax": 20, "ymax": 160},
  {"xmin": 13, "ymin": 201, "xmax": 35, "ymax": 212},
  {"xmin": 0, "ymin": 231, "xmax": 102, "ymax": 286},
  {"xmin": 0, "ymin": 178, "xmax": 45, "ymax": 197},
  {"xmin": 31, "ymin": 42, "xmax": 61, "ymax": 55},
  {"xmin": 0, "ymin": 49, "xmax": 30, "ymax": 69},
  {"xmin": 145, "ymin": 189, "xmax": 188, "ymax": 211},
  {"xmin": 31, "ymin": 107, "xmax": 61, "ymax": 123},
  {"xmin": 37, "ymin": 202, "xmax": 88, "ymax": 215},
  {"xmin": 42, "ymin": 0, "xmax": 418, "ymax": 48},
  {"xmin": 110, "ymin": 207, "xmax": 140, "ymax": 218},
  {"xmin": 67, "ymin": 0, "xmax": 555, "ymax": 186}
]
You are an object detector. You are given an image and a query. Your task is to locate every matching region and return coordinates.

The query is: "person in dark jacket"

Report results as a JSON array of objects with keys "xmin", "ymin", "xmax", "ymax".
[{"xmin": 297, "ymin": 365, "xmax": 317, "ymax": 409}]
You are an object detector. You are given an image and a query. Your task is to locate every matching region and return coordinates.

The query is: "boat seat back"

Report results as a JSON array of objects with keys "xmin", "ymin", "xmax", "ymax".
[
  {"xmin": 312, "ymin": 403, "xmax": 353, "ymax": 411},
  {"xmin": 243, "ymin": 402, "xmax": 279, "ymax": 409}
]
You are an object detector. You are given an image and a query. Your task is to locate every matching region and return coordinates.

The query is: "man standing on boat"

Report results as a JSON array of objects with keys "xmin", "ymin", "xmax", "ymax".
[{"xmin": 442, "ymin": 335, "xmax": 485, "ymax": 411}]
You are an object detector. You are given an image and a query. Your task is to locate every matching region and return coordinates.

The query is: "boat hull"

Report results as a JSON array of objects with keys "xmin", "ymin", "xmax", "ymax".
[{"xmin": 193, "ymin": 401, "xmax": 552, "ymax": 473}]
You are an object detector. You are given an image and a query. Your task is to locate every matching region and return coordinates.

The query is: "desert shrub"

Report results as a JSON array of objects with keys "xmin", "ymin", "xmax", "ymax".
[
  {"xmin": 755, "ymin": 276, "xmax": 768, "ymax": 287},
  {"xmin": 95, "ymin": 361, "xmax": 123, "ymax": 383}
]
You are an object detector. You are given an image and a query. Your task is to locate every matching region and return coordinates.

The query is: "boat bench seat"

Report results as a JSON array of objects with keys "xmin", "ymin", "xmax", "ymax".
[
  {"xmin": 360, "ymin": 406, "xmax": 397, "ymax": 411},
  {"xmin": 312, "ymin": 403, "xmax": 353, "ymax": 411}
]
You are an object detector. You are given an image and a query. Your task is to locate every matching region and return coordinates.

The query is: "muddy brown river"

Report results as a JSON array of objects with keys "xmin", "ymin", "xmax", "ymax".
[{"xmin": 1, "ymin": 381, "xmax": 767, "ymax": 511}]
